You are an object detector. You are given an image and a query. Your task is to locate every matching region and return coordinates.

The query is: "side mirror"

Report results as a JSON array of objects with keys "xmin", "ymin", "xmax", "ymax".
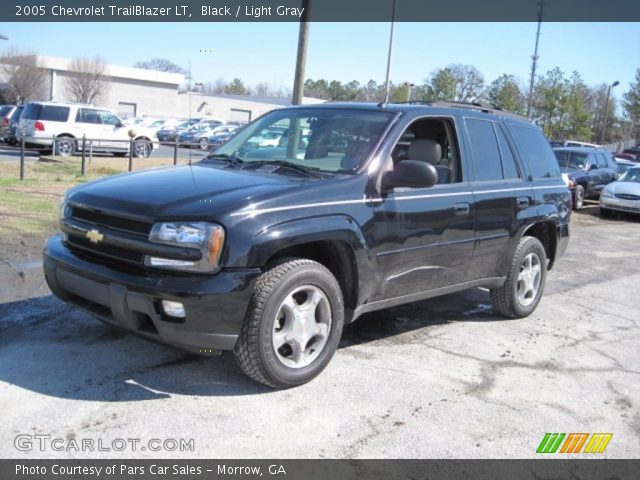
[
  {"xmin": 382, "ymin": 160, "xmax": 438, "ymax": 191},
  {"xmin": 115, "ymin": 122, "xmax": 124, "ymax": 128},
  {"xmin": 589, "ymin": 164, "xmax": 598, "ymax": 171}
]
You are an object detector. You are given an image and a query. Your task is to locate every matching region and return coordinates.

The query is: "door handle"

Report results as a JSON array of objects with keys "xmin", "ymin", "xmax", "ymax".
[
  {"xmin": 517, "ymin": 197, "xmax": 530, "ymax": 208},
  {"xmin": 453, "ymin": 202, "xmax": 470, "ymax": 215}
]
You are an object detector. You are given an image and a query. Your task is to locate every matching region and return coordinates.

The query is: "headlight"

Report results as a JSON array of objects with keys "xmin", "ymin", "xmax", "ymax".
[
  {"xmin": 145, "ymin": 222, "xmax": 225, "ymax": 273},
  {"xmin": 59, "ymin": 197, "xmax": 69, "ymax": 220},
  {"xmin": 600, "ymin": 190, "xmax": 614, "ymax": 198}
]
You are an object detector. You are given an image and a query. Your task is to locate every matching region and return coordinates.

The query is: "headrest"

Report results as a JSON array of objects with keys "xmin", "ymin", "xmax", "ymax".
[{"xmin": 408, "ymin": 139, "xmax": 442, "ymax": 165}]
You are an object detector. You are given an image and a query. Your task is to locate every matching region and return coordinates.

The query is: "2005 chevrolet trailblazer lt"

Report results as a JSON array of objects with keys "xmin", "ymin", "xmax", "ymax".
[{"xmin": 44, "ymin": 102, "xmax": 570, "ymax": 388}]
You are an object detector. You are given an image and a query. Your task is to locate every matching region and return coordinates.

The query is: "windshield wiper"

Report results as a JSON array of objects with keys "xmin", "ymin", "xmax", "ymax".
[
  {"xmin": 247, "ymin": 160, "xmax": 323, "ymax": 178},
  {"xmin": 205, "ymin": 153, "xmax": 244, "ymax": 168}
]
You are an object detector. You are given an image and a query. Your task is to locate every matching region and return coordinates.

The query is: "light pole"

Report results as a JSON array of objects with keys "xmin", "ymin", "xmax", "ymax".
[
  {"xmin": 383, "ymin": 0, "xmax": 397, "ymax": 104},
  {"xmin": 291, "ymin": 0, "xmax": 311, "ymax": 106},
  {"xmin": 601, "ymin": 80, "xmax": 620, "ymax": 145}
]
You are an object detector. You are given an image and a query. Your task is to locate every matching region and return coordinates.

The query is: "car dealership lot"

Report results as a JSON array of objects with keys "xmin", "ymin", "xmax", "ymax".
[{"xmin": 0, "ymin": 207, "xmax": 638, "ymax": 459}]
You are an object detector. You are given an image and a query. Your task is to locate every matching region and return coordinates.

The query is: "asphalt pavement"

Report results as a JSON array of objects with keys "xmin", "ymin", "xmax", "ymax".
[{"xmin": 0, "ymin": 208, "xmax": 638, "ymax": 459}]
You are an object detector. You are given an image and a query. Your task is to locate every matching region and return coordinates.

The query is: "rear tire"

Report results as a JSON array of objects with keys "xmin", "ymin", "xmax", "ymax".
[
  {"xmin": 234, "ymin": 258, "xmax": 344, "ymax": 388},
  {"xmin": 55, "ymin": 137, "xmax": 75, "ymax": 157},
  {"xmin": 133, "ymin": 139, "xmax": 151, "ymax": 158},
  {"xmin": 491, "ymin": 236, "xmax": 547, "ymax": 319}
]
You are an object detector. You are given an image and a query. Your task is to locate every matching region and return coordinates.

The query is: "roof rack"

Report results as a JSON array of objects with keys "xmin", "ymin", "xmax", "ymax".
[{"xmin": 390, "ymin": 100, "xmax": 527, "ymax": 120}]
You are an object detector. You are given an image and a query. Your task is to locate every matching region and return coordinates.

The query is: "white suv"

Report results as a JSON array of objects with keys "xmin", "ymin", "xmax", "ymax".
[{"xmin": 19, "ymin": 102, "xmax": 158, "ymax": 157}]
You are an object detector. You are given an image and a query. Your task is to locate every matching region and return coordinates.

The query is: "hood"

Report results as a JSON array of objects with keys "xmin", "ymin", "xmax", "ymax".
[
  {"xmin": 67, "ymin": 163, "xmax": 303, "ymax": 219},
  {"xmin": 603, "ymin": 180, "xmax": 640, "ymax": 196}
]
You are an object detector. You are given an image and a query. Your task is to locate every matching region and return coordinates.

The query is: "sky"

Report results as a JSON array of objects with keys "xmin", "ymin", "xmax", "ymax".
[{"xmin": 1, "ymin": 22, "xmax": 639, "ymax": 100}]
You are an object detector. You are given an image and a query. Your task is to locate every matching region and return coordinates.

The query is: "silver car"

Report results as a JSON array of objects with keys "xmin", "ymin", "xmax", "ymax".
[{"xmin": 600, "ymin": 166, "xmax": 640, "ymax": 217}]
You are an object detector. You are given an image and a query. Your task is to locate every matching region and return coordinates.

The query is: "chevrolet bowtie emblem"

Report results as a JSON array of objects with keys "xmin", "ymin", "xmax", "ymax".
[{"xmin": 86, "ymin": 229, "xmax": 104, "ymax": 244}]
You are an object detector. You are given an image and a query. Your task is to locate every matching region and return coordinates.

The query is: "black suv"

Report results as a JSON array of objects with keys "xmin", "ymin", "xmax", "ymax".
[
  {"xmin": 553, "ymin": 147, "xmax": 618, "ymax": 209},
  {"xmin": 44, "ymin": 102, "xmax": 570, "ymax": 388}
]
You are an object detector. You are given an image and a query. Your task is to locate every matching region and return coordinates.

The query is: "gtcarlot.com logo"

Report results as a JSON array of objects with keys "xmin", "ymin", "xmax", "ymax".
[
  {"xmin": 14, "ymin": 434, "xmax": 195, "ymax": 453},
  {"xmin": 536, "ymin": 432, "xmax": 612, "ymax": 454}
]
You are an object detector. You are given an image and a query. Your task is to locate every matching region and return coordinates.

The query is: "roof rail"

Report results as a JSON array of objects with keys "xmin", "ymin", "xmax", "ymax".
[{"xmin": 391, "ymin": 100, "xmax": 527, "ymax": 120}]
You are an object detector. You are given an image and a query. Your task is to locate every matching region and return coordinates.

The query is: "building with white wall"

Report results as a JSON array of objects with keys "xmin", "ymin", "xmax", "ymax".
[{"xmin": 2, "ymin": 55, "xmax": 323, "ymax": 123}]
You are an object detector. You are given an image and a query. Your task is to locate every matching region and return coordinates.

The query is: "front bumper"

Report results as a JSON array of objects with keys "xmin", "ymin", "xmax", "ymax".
[
  {"xmin": 43, "ymin": 234, "xmax": 261, "ymax": 354},
  {"xmin": 600, "ymin": 196, "xmax": 640, "ymax": 214}
]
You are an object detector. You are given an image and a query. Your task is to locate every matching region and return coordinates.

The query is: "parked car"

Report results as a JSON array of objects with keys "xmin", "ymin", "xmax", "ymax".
[
  {"xmin": 2, "ymin": 105, "xmax": 24, "ymax": 145},
  {"xmin": 206, "ymin": 126, "xmax": 240, "ymax": 150},
  {"xmin": 615, "ymin": 158, "xmax": 636, "ymax": 179},
  {"xmin": 600, "ymin": 165, "xmax": 640, "ymax": 218},
  {"xmin": 45, "ymin": 102, "xmax": 570, "ymax": 388},
  {"xmin": 156, "ymin": 119, "xmax": 202, "ymax": 142},
  {"xmin": 177, "ymin": 121, "xmax": 228, "ymax": 149},
  {"xmin": 562, "ymin": 140, "xmax": 602, "ymax": 149},
  {"xmin": 621, "ymin": 147, "xmax": 640, "ymax": 159},
  {"xmin": 615, "ymin": 152, "xmax": 639, "ymax": 162},
  {"xmin": 553, "ymin": 147, "xmax": 617, "ymax": 209},
  {"xmin": 19, "ymin": 101, "xmax": 158, "ymax": 157},
  {"xmin": 0, "ymin": 104, "xmax": 18, "ymax": 141}
]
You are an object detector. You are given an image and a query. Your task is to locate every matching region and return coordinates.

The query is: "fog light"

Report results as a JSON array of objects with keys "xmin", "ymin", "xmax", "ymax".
[{"xmin": 161, "ymin": 300, "xmax": 186, "ymax": 318}]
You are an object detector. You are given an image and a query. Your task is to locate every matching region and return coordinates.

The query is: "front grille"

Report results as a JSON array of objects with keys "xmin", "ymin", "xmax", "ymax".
[
  {"xmin": 615, "ymin": 194, "xmax": 640, "ymax": 201},
  {"xmin": 67, "ymin": 234, "xmax": 143, "ymax": 264},
  {"xmin": 67, "ymin": 206, "xmax": 152, "ymax": 268},
  {"xmin": 71, "ymin": 206, "xmax": 152, "ymax": 235}
]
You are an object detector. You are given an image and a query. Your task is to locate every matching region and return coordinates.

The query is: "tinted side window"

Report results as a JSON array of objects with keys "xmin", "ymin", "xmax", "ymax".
[
  {"xmin": 595, "ymin": 152, "xmax": 606, "ymax": 167},
  {"xmin": 40, "ymin": 106, "xmax": 70, "ymax": 122},
  {"xmin": 22, "ymin": 103, "xmax": 43, "ymax": 120},
  {"xmin": 495, "ymin": 125, "xmax": 520, "ymax": 179},
  {"xmin": 98, "ymin": 110, "xmax": 120, "ymax": 126},
  {"xmin": 510, "ymin": 125, "xmax": 561, "ymax": 179},
  {"xmin": 605, "ymin": 153, "xmax": 616, "ymax": 168},
  {"xmin": 76, "ymin": 108, "xmax": 100, "ymax": 124},
  {"xmin": 465, "ymin": 118, "xmax": 503, "ymax": 182}
]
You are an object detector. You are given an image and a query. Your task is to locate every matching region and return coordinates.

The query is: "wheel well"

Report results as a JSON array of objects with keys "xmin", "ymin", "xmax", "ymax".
[
  {"xmin": 524, "ymin": 222, "xmax": 557, "ymax": 269},
  {"xmin": 134, "ymin": 136, "xmax": 153, "ymax": 150},
  {"xmin": 55, "ymin": 134, "xmax": 75, "ymax": 139},
  {"xmin": 265, "ymin": 240, "xmax": 358, "ymax": 310}
]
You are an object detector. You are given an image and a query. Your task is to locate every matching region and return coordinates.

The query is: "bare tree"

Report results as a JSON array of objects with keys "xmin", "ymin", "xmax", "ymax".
[
  {"xmin": 66, "ymin": 56, "xmax": 109, "ymax": 104},
  {"xmin": 0, "ymin": 47, "xmax": 47, "ymax": 104},
  {"xmin": 134, "ymin": 58, "xmax": 185, "ymax": 74}
]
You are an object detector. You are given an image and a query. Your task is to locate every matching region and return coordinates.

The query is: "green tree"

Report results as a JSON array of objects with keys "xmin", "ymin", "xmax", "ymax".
[
  {"xmin": 560, "ymin": 72, "xmax": 592, "ymax": 141},
  {"xmin": 224, "ymin": 78, "xmax": 249, "ymax": 95},
  {"xmin": 425, "ymin": 64, "xmax": 484, "ymax": 102},
  {"xmin": 623, "ymin": 68, "xmax": 640, "ymax": 140},
  {"xmin": 486, "ymin": 74, "xmax": 526, "ymax": 114}
]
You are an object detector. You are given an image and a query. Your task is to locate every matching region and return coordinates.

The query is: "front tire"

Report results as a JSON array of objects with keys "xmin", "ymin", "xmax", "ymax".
[
  {"xmin": 573, "ymin": 185, "xmax": 585, "ymax": 210},
  {"xmin": 234, "ymin": 258, "xmax": 344, "ymax": 388},
  {"xmin": 491, "ymin": 236, "xmax": 547, "ymax": 319}
]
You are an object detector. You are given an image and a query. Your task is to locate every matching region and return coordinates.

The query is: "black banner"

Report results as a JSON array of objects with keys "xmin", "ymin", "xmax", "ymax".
[
  {"xmin": 2, "ymin": 460, "xmax": 640, "ymax": 480},
  {"xmin": 4, "ymin": 0, "xmax": 640, "ymax": 22}
]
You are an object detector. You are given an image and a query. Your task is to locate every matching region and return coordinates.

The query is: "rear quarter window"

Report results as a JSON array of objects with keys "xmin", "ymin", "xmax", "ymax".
[
  {"xmin": 40, "ymin": 106, "xmax": 70, "ymax": 122},
  {"xmin": 509, "ymin": 125, "xmax": 561, "ymax": 179}
]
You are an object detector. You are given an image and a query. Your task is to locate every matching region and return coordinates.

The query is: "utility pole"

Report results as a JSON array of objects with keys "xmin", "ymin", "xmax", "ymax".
[
  {"xmin": 383, "ymin": 0, "xmax": 397, "ymax": 104},
  {"xmin": 526, "ymin": 0, "xmax": 544, "ymax": 119},
  {"xmin": 601, "ymin": 81, "xmax": 620, "ymax": 145},
  {"xmin": 291, "ymin": 0, "xmax": 311, "ymax": 106}
]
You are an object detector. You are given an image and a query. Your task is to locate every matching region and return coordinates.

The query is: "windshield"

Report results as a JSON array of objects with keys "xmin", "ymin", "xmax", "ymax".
[
  {"xmin": 554, "ymin": 150, "xmax": 588, "ymax": 170},
  {"xmin": 211, "ymin": 107, "xmax": 395, "ymax": 173},
  {"xmin": 619, "ymin": 168, "xmax": 640, "ymax": 183}
]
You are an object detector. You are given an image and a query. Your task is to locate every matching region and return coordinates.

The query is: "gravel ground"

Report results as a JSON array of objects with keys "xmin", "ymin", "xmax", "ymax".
[{"xmin": 0, "ymin": 205, "xmax": 639, "ymax": 459}]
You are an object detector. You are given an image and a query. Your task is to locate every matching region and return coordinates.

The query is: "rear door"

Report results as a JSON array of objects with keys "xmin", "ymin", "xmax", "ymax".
[
  {"xmin": 74, "ymin": 108, "xmax": 103, "ymax": 148},
  {"xmin": 464, "ymin": 117, "xmax": 532, "ymax": 280}
]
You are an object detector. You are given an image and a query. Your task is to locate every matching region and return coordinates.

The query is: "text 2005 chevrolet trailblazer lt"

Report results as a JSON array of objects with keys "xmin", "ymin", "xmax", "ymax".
[{"xmin": 44, "ymin": 103, "xmax": 570, "ymax": 388}]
